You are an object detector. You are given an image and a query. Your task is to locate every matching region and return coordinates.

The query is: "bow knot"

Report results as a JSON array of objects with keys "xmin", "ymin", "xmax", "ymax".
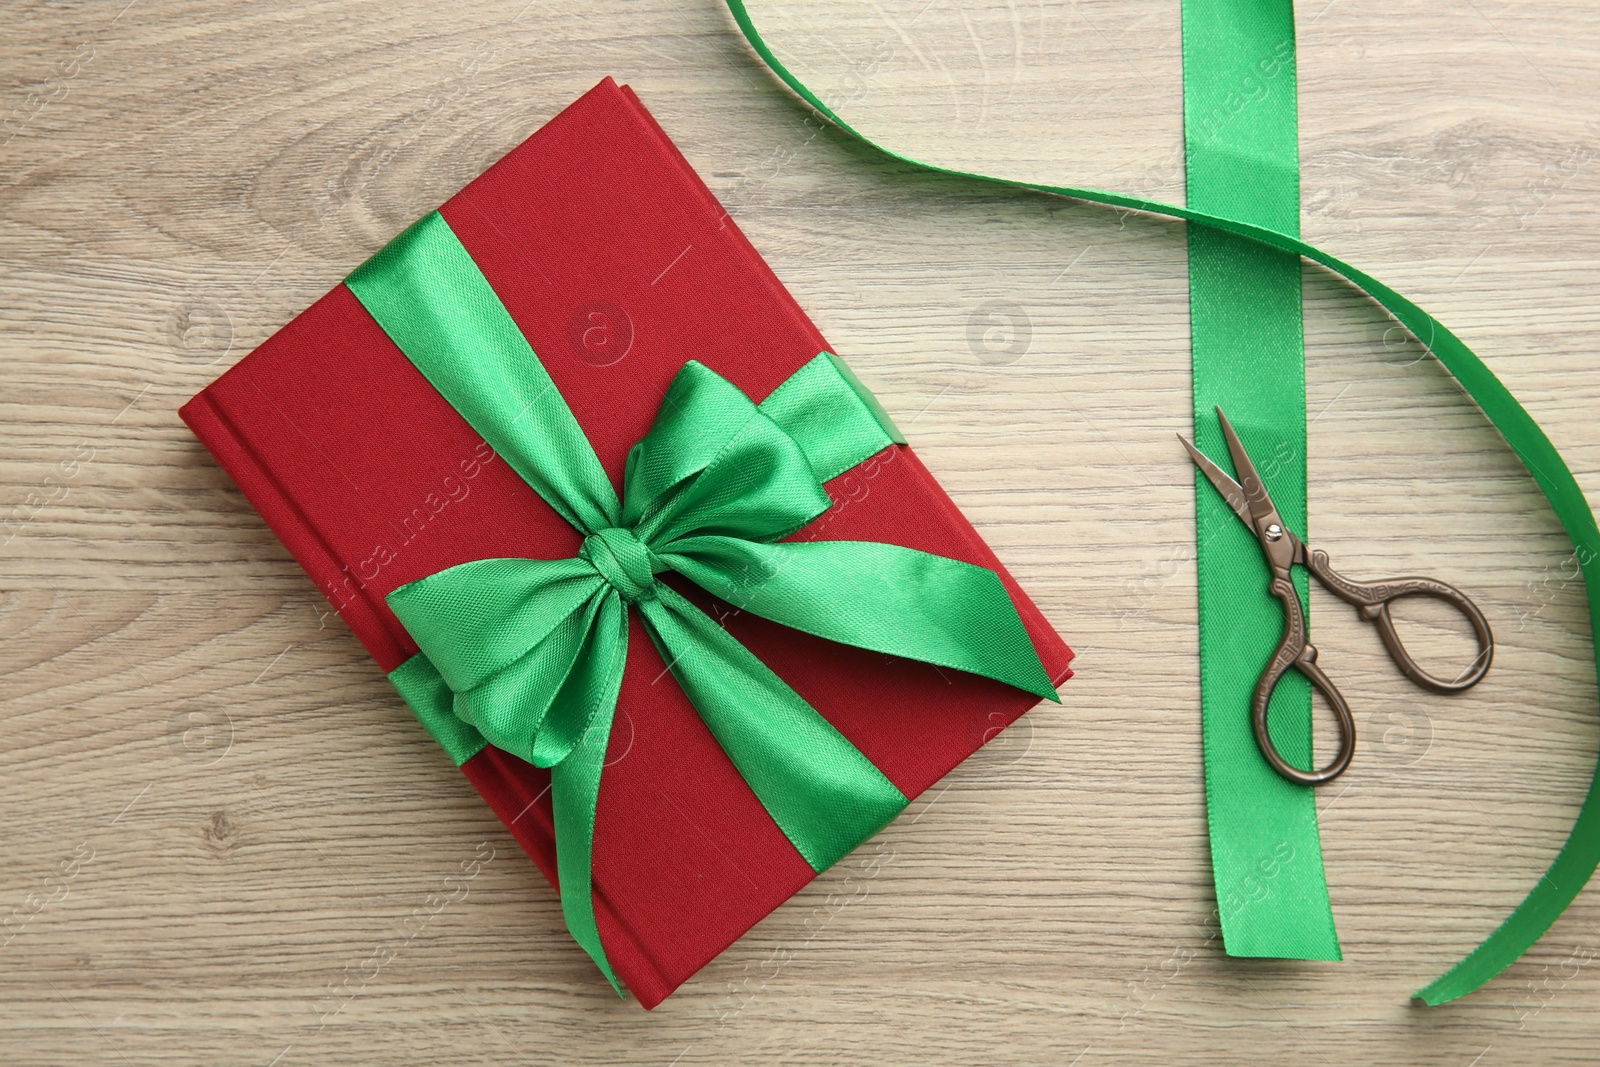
[{"xmin": 580, "ymin": 526, "xmax": 659, "ymax": 603}]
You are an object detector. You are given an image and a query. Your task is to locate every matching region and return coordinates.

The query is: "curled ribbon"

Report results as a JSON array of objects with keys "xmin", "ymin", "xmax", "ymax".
[
  {"xmin": 346, "ymin": 210, "xmax": 1059, "ymax": 990},
  {"xmin": 722, "ymin": 0, "xmax": 1600, "ymax": 1004}
]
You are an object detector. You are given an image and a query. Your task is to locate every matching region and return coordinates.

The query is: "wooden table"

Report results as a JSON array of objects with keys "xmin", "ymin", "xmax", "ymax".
[{"xmin": 4, "ymin": 1, "xmax": 1598, "ymax": 1062}]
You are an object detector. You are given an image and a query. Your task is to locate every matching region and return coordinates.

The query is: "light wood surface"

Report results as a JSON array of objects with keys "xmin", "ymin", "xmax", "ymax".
[{"xmin": 4, "ymin": 1, "xmax": 1599, "ymax": 1063}]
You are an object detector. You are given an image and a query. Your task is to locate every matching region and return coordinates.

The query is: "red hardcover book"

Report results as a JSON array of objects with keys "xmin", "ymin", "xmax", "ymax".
[{"xmin": 180, "ymin": 77, "xmax": 1073, "ymax": 1007}]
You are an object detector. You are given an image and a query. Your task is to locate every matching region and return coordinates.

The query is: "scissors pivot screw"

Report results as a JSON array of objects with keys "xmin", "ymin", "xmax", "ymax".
[{"xmin": 1265, "ymin": 523, "xmax": 1284, "ymax": 542}]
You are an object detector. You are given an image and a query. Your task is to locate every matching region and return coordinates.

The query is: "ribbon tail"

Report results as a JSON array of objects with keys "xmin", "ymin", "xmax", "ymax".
[
  {"xmin": 549, "ymin": 592, "xmax": 630, "ymax": 996},
  {"xmin": 660, "ymin": 538, "xmax": 1058, "ymax": 701},
  {"xmin": 637, "ymin": 585, "xmax": 908, "ymax": 872}
]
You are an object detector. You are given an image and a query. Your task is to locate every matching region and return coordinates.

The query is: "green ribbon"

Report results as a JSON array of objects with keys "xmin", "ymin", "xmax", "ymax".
[
  {"xmin": 344, "ymin": 210, "xmax": 1059, "ymax": 992},
  {"xmin": 726, "ymin": 0, "xmax": 1600, "ymax": 1005},
  {"xmin": 1184, "ymin": 0, "xmax": 1340, "ymax": 961}
]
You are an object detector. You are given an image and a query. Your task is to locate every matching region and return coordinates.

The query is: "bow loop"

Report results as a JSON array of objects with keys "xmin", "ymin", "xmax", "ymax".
[
  {"xmin": 386, "ymin": 557, "xmax": 602, "ymax": 692},
  {"xmin": 387, "ymin": 557, "xmax": 627, "ymax": 769},
  {"xmin": 623, "ymin": 361, "xmax": 833, "ymax": 548}
]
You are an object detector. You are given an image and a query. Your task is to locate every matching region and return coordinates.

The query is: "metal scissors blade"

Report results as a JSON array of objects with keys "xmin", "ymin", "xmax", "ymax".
[
  {"xmin": 1177, "ymin": 409, "xmax": 1299, "ymax": 559},
  {"xmin": 1177, "ymin": 433, "xmax": 1253, "ymax": 529},
  {"xmin": 1179, "ymin": 408, "xmax": 1302, "ymax": 572},
  {"xmin": 1214, "ymin": 406, "xmax": 1284, "ymax": 535}
]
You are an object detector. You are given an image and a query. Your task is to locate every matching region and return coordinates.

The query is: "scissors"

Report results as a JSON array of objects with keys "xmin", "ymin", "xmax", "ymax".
[{"xmin": 1179, "ymin": 407, "xmax": 1494, "ymax": 786}]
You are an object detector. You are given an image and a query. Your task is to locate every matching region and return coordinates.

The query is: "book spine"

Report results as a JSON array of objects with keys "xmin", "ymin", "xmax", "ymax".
[{"xmin": 179, "ymin": 389, "xmax": 417, "ymax": 670}]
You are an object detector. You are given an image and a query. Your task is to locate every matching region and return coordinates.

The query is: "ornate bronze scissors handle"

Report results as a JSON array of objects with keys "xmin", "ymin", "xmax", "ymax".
[
  {"xmin": 1181, "ymin": 408, "xmax": 1495, "ymax": 787},
  {"xmin": 1305, "ymin": 549, "xmax": 1493, "ymax": 694},
  {"xmin": 1253, "ymin": 569, "xmax": 1355, "ymax": 786}
]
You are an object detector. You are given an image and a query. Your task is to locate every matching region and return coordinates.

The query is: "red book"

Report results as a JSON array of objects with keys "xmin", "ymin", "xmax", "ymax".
[{"xmin": 180, "ymin": 77, "xmax": 1073, "ymax": 1007}]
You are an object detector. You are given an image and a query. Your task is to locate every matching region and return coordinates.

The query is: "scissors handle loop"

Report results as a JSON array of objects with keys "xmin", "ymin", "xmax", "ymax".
[
  {"xmin": 1253, "ymin": 576, "xmax": 1356, "ymax": 786},
  {"xmin": 1306, "ymin": 549, "xmax": 1494, "ymax": 694}
]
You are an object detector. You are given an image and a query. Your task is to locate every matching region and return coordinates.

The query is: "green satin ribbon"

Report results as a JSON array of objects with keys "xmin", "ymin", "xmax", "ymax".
[
  {"xmin": 727, "ymin": 0, "xmax": 1600, "ymax": 1005},
  {"xmin": 344, "ymin": 210, "xmax": 1059, "ymax": 991},
  {"xmin": 1184, "ymin": 0, "xmax": 1340, "ymax": 961}
]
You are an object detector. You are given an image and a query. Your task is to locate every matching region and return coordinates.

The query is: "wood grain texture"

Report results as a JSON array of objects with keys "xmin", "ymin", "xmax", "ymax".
[{"xmin": 3, "ymin": 0, "xmax": 1598, "ymax": 1062}]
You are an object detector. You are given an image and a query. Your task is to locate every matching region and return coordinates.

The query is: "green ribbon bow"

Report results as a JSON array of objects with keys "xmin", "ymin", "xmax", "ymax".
[{"xmin": 344, "ymin": 210, "xmax": 1059, "ymax": 991}]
